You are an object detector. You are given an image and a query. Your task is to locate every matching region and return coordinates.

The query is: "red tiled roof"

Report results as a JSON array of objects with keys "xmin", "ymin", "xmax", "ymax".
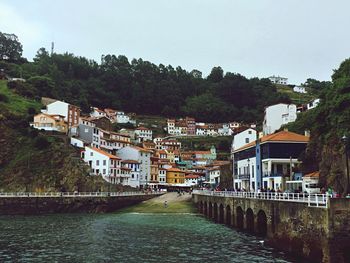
[
  {"xmin": 304, "ymin": 171, "xmax": 320, "ymax": 178},
  {"xmin": 234, "ymin": 131, "xmax": 309, "ymax": 152},
  {"xmin": 166, "ymin": 167, "xmax": 184, "ymax": 173},
  {"xmin": 87, "ymin": 146, "xmax": 121, "ymax": 159},
  {"xmin": 121, "ymin": 159, "xmax": 140, "ymax": 164}
]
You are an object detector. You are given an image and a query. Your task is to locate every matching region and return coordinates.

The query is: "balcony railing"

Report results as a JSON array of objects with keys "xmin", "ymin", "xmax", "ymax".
[
  {"xmin": 263, "ymin": 172, "xmax": 284, "ymax": 178},
  {"xmin": 192, "ymin": 190, "xmax": 329, "ymax": 208},
  {"xmin": 237, "ymin": 174, "xmax": 250, "ymax": 180}
]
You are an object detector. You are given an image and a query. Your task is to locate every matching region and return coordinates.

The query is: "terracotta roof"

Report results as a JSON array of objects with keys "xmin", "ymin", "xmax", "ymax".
[
  {"xmin": 136, "ymin": 126, "xmax": 151, "ymax": 130},
  {"xmin": 87, "ymin": 147, "xmax": 121, "ymax": 159},
  {"xmin": 185, "ymin": 175, "xmax": 200, "ymax": 179},
  {"xmin": 194, "ymin": 151, "xmax": 211, "ymax": 155},
  {"xmin": 234, "ymin": 131, "xmax": 309, "ymax": 152},
  {"xmin": 129, "ymin": 145, "xmax": 152, "ymax": 153},
  {"xmin": 121, "ymin": 159, "xmax": 140, "ymax": 164},
  {"xmin": 166, "ymin": 167, "xmax": 184, "ymax": 173},
  {"xmin": 304, "ymin": 171, "xmax": 320, "ymax": 178},
  {"xmin": 207, "ymin": 166, "xmax": 220, "ymax": 171}
]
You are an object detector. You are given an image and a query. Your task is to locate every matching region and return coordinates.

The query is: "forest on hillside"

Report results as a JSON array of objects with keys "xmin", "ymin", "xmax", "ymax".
[
  {"xmin": 0, "ymin": 31, "xmax": 295, "ymax": 123},
  {"xmin": 284, "ymin": 58, "xmax": 350, "ymax": 195}
]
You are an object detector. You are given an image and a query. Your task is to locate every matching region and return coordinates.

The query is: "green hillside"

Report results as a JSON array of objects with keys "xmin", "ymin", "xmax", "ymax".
[
  {"xmin": 0, "ymin": 80, "xmax": 118, "ymax": 192},
  {"xmin": 275, "ymin": 84, "xmax": 315, "ymax": 105}
]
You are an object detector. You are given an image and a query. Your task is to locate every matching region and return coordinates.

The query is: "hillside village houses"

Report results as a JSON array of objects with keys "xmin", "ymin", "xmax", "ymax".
[
  {"xmin": 30, "ymin": 94, "xmax": 322, "ymax": 192},
  {"xmin": 268, "ymin": 75, "xmax": 288, "ymax": 85},
  {"xmin": 167, "ymin": 117, "xmax": 257, "ymax": 137}
]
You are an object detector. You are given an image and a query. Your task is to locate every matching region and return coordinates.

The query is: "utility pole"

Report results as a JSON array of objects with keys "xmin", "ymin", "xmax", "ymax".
[{"xmin": 51, "ymin": 42, "xmax": 54, "ymax": 56}]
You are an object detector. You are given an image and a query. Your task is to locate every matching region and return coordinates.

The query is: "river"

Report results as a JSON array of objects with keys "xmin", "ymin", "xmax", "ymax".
[{"xmin": 0, "ymin": 211, "xmax": 303, "ymax": 262}]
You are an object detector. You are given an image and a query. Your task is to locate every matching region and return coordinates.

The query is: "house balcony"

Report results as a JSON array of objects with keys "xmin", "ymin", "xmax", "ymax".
[
  {"xmin": 263, "ymin": 172, "xmax": 285, "ymax": 178},
  {"xmin": 237, "ymin": 174, "xmax": 250, "ymax": 180}
]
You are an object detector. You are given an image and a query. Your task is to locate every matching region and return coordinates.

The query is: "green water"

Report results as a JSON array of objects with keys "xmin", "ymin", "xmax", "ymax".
[{"xmin": 0, "ymin": 212, "xmax": 299, "ymax": 262}]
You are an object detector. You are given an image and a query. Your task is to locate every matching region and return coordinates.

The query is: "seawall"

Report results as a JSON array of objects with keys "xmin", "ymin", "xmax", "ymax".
[
  {"xmin": 192, "ymin": 193, "xmax": 350, "ymax": 263},
  {"xmin": 0, "ymin": 194, "xmax": 162, "ymax": 215}
]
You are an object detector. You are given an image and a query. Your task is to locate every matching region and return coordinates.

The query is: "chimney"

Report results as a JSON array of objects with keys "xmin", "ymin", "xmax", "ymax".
[{"xmin": 304, "ymin": 130, "xmax": 310, "ymax": 137}]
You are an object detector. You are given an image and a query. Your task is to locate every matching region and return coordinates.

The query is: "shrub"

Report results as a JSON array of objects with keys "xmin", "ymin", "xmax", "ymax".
[
  {"xmin": 0, "ymin": 93, "xmax": 8, "ymax": 102},
  {"xmin": 34, "ymin": 136, "xmax": 50, "ymax": 149}
]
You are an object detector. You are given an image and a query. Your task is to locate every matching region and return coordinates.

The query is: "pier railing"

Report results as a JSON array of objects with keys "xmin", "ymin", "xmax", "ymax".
[
  {"xmin": 192, "ymin": 190, "xmax": 329, "ymax": 208},
  {"xmin": 0, "ymin": 191, "xmax": 162, "ymax": 198}
]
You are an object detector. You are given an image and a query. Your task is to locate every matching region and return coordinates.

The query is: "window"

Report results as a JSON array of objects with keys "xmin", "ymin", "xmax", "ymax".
[
  {"xmin": 90, "ymin": 152, "xmax": 93, "ymax": 156},
  {"xmin": 103, "ymin": 169, "xmax": 106, "ymax": 174},
  {"xmin": 245, "ymin": 138, "xmax": 249, "ymax": 143},
  {"xmin": 103, "ymin": 160, "xmax": 106, "ymax": 166},
  {"xmin": 248, "ymin": 130, "xmax": 252, "ymax": 134},
  {"xmin": 96, "ymin": 160, "xmax": 99, "ymax": 165}
]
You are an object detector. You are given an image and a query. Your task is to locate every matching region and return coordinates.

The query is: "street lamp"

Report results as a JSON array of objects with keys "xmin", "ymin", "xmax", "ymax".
[
  {"xmin": 341, "ymin": 135, "xmax": 350, "ymax": 195},
  {"xmin": 247, "ymin": 158, "xmax": 250, "ymax": 191}
]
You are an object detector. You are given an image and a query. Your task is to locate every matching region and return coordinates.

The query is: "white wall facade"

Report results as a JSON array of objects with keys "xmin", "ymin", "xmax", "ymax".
[
  {"xmin": 263, "ymin": 104, "xmax": 297, "ymax": 135},
  {"xmin": 231, "ymin": 128, "xmax": 257, "ymax": 152},
  {"xmin": 117, "ymin": 146, "xmax": 151, "ymax": 186},
  {"xmin": 46, "ymin": 101, "xmax": 69, "ymax": 121}
]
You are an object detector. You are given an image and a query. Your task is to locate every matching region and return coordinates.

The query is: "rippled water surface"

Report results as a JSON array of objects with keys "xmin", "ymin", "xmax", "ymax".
[{"xmin": 0, "ymin": 212, "xmax": 299, "ymax": 262}]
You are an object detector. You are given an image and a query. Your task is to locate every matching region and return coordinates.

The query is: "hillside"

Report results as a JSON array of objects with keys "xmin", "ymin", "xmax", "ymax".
[
  {"xmin": 283, "ymin": 58, "xmax": 350, "ymax": 196},
  {"xmin": 275, "ymin": 84, "xmax": 316, "ymax": 105},
  {"xmin": 0, "ymin": 80, "xmax": 118, "ymax": 192}
]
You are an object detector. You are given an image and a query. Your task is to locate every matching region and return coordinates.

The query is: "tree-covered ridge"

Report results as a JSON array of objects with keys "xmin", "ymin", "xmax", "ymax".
[
  {"xmin": 1, "ymin": 43, "xmax": 290, "ymax": 123},
  {"xmin": 284, "ymin": 58, "xmax": 350, "ymax": 195}
]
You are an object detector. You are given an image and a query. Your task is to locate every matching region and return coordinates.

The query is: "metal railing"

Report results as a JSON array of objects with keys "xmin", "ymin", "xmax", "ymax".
[
  {"xmin": 193, "ymin": 190, "xmax": 329, "ymax": 208},
  {"xmin": 0, "ymin": 191, "xmax": 162, "ymax": 198}
]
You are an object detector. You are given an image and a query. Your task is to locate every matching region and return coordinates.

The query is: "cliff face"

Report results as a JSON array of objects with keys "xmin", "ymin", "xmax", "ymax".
[
  {"xmin": 0, "ymin": 113, "xmax": 108, "ymax": 192},
  {"xmin": 0, "ymin": 81, "xmax": 117, "ymax": 192}
]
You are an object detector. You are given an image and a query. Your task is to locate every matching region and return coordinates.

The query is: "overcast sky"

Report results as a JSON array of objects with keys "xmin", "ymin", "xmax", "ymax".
[{"xmin": 1, "ymin": 0, "xmax": 349, "ymax": 84}]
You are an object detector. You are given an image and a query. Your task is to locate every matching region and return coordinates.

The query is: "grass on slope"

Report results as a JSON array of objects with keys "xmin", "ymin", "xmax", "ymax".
[
  {"xmin": 275, "ymin": 84, "xmax": 315, "ymax": 105},
  {"xmin": 0, "ymin": 80, "xmax": 41, "ymax": 115}
]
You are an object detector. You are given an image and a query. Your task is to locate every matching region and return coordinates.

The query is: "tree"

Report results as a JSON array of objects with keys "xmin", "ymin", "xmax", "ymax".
[
  {"xmin": 0, "ymin": 32, "xmax": 23, "ymax": 62},
  {"xmin": 207, "ymin": 66, "xmax": 224, "ymax": 83}
]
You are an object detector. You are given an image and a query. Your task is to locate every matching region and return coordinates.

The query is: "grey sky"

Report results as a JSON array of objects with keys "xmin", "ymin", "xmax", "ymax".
[{"xmin": 1, "ymin": 0, "xmax": 349, "ymax": 84}]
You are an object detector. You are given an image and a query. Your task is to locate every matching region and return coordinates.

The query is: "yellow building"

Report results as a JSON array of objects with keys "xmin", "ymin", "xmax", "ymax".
[
  {"xmin": 31, "ymin": 113, "xmax": 68, "ymax": 133},
  {"xmin": 166, "ymin": 167, "xmax": 185, "ymax": 185}
]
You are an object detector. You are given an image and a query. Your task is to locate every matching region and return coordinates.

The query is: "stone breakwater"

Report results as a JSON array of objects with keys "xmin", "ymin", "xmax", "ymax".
[
  {"xmin": 0, "ymin": 194, "xmax": 162, "ymax": 215},
  {"xmin": 192, "ymin": 193, "xmax": 350, "ymax": 263}
]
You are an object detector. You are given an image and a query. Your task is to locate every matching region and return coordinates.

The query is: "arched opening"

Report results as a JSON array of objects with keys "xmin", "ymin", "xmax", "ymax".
[
  {"xmin": 226, "ymin": 205, "xmax": 231, "ymax": 226},
  {"xmin": 236, "ymin": 206, "xmax": 244, "ymax": 229},
  {"xmin": 219, "ymin": 204, "xmax": 224, "ymax": 223},
  {"xmin": 203, "ymin": 202, "xmax": 207, "ymax": 216},
  {"xmin": 257, "ymin": 210, "xmax": 267, "ymax": 237},
  {"xmin": 246, "ymin": 208, "xmax": 254, "ymax": 233},
  {"xmin": 198, "ymin": 201, "xmax": 203, "ymax": 213},
  {"xmin": 213, "ymin": 203, "xmax": 218, "ymax": 222},
  {"xmin": 208, "ymin": 202, "xmax": 213, "ymax": 218}
]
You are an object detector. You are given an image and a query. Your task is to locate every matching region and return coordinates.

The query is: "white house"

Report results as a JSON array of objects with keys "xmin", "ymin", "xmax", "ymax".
[
  {"xmin": 263, "ymin": 103, "xmax": 297, "ymax": 135},
  {"xmin": 90, "ymin": 107, "xmax": 107, "ymax": 118},
  {"xmin": 269, "ymin": 75, "xmax": 288, "ymax": 85},
  {"xmin": 82, "ymin": 146, "xmax": 124, "ymax": 184},
  {"xmin": 208, "ymin": 166, "xmax": 221, "ymax": 185},
  {"xmin": 116, "ymin": 111, "xmax": 131, "ymax": 123},
  {"xmin": 218, "ymin": 123, "xmax": 233, "ymax": 136},
  {"xmin": 117, "ymin": 146, "xmax": 152, "ymax": 187},
  {"xmin": 43, "ymin": 100, "xmax": 80, "ymax": 128},
  {"xmin": 293, "ymin": 86, "xmax": 307, "ymax": 94},
  {"xmin": 167, "ymin": 119, "xmax": 176, "ymax": 135},
  {"xmin": 185, "ymin": 174, "xmax": 200, "ymax": 186},
  {"xmin": 231, "ymin": 128, "xmax": 257, "ymax": 153},
  {"xmin": 121, "ymin": 160, "xmax": 141, "ymax": 188},
  {"xmin": 135, "ymin": 127, "xmax": 153, "ymax": 142},
  {"xmin": 307, "ymin": 98, "xmax": 320, "ymax": 110}
]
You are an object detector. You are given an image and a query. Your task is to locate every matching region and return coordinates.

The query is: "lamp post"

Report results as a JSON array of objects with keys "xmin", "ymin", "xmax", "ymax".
[
  {"xmin": 247, "ymin": 158, "xmax": 250, "ymax": 191},
  {"xmin": 341, "ymin": 135, "xmax": 350, "ymax": 195}
]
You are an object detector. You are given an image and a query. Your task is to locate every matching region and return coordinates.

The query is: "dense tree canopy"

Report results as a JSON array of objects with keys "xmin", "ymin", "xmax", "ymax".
[
  {"xmin": 1, "ymin": 32, "xmax": 290, "ymax": 123},
  {"xmin": 285, "ymin": 58, "xmax": 350, "ymax": 195},
  {"xmin": 0, "ymin": 32, "xmax": 23, "ymax": 62}
]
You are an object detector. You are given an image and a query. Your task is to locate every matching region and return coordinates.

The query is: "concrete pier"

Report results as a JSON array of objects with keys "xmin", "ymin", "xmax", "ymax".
[{"xmin": 192, "ymin": 191, "xmax": 350, "ymax": 263}]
